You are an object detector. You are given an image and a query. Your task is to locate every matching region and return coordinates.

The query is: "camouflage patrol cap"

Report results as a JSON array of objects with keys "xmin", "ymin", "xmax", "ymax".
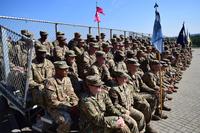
[
  {"xmin": 74, "ymin": 32, "xmax": 81, "ymax": 37},
  {"xmin": 100, "ymin": 33, "xmax": 106, "ymax": 36},
  {"xmin": 95, "ymin": 51, "xmax": 106, "ymax": 58},
  {"xmin": 86, "ymin": 75, "xmax": 104, "ymax": 86},
  {"xmin": 40, "ymin": 31, "xmax": 48, "ymax": 36},
  {"xmin": 35, "ymin": 44, "xmax": 47, "ymax": 53},
  {"xmin": 124, "ymin": 39, "xmax": 131, "ymax": 44},
  {"xmin": 115, "ymin": 50, "xmax": 125, "ymax": 57},
  {"xmin": 149, "ymin": 60, "xmax": 160, "ymax": 66},
  {"xmin": 89, "ymin": 42, "xmax": 99, "ymax": 48},
  {"xmin": 56, "ymin": 31, "xmax": 65, "ymax": 35},
  {"xmin": 21, "ymin": 30, "xmax": 28, "ymax": 36},
  {"xmin": 23, "ymin": 31, "xmax": 32, "ymax": 37},
  {"xmin": 111, "ymin": 38, "xmax": 117, "ymax": 43},
  {"xmin": 113, "ymin": 70, "xmax": 131, "ymax": 79},
  {"xmin": 126, "ymin": 58, "xmax": 140, "ymax": 66},
  {"xmin": 102, "ymin": 42, "xmax": 113, "ymax": 48},
  {"xmin": 79, "ymin": 39, "xmax": 85, "ymax": 43},
  {"xmin": 87, "ymin": 34, "xmax": 93, "ymax": 39},
  {"xmin": 126, "ymin": 50, "xmax": 136, "ymax": 57},
  {"xmin": 57, "ymin": 34, "xmax": 64, "ymax": 38},
  {"xmin": 65, "ymin": 50, "xmax": 77, "ymax": 57},
  {"xmin": 113, "ymin": 34, "xmax": 117, "ymax": 38},
  {"xmin": 54, "ymin": 61, "xmax": 69, "ymax": 69}
]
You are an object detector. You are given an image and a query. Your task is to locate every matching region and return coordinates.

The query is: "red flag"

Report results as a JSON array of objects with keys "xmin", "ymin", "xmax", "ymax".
[
  {"xmin": 94, "ymin": 6, "xmax": 104, "ymax": 22},
  {"xmin": 95, "ymin": 12, "xmax": 101, "ymax": 22},
  {"xmin": 96, "ymin": 6, "xmax": 105, "ymax": 15}
]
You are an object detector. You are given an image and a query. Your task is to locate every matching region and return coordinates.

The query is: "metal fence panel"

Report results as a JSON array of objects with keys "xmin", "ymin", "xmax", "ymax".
[{"xmin": 0, "ymin": 25, "xmax": 33, "ymax": 108}]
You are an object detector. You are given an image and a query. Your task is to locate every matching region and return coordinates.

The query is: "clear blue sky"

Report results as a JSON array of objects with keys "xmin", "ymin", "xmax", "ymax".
[{"xmin": 1, "ymin": 0, "xmax": 200, "ymax": 37}]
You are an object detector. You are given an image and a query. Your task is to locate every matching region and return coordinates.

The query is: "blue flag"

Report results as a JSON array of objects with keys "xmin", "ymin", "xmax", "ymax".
[
  {"xmin": 151, "ymin": 10, "xmax": 164, "ymax": 53},
  {"xmin": 177, "ymin": 23, "xmax": 187, "ymax": 48}
]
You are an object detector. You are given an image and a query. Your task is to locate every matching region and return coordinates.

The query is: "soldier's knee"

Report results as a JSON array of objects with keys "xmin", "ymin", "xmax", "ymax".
[{"xmin": 117, "ymin": 124, "xmax": 132, "ymax": 133}]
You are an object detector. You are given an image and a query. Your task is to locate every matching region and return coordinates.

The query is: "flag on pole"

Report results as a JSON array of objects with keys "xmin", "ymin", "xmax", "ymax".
[
  {"xmin": 94, "ymin": 6, "xmax": 104, "ymax": 22},
  {"xmin": 96, "ymin": 7, "xmax": 105, "ymax": 15},
  {"xmin": 151, "ymin": 8, "xmax": 164, "ymax": 53},
  {"xmin": 95, "ymin": 12, "xmax": 101, "ymax": 22},
  {"xmin": 177, "ymin": 23, "xmax": 187, "ymax": 48},
  {"xmin": 186, "ymin": 30, "xmax": 192, "ymax": 47}
]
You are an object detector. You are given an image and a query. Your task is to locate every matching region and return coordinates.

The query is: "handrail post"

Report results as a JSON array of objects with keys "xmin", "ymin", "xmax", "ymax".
[{"xmin": 110, "ymin": 29, "xmax": 113, "ymax": 40}]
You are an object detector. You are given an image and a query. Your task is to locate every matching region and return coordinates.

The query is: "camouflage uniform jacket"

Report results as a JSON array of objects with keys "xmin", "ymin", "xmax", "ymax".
[
  {"xmin": 44, "ymin": 76, "xmax": 79, "ymax": 109},
  {"xmin": 38, "ymin": 39, "xmax": 54, "ymax": 56},
  {"xmin": 79, "ymin": 91, "xmax": 122, "ymax": 132},
  {"xmin": 89, "ymin": 62, "xmax": 111, "ymax": 81},
  {"xmin": 109, "ymin": 83, "xmax": 134, "ymax": 113}
]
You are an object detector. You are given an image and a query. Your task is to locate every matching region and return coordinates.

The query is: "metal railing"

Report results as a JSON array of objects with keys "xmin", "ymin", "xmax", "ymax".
[{"xmin": 0, "ymin": 15, "xmax": 151, "ymax": 41}]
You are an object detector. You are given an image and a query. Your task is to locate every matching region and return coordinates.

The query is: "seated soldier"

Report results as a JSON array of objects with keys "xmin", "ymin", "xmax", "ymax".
[
  {"xmin": 109, "ymin": 71, "xmax": 146, "ymax": 133},
  {"xmin": 88, "ymin": 51, "xmax": 113, "ymax": 87},
  {"xmin": 38, "ymin": 31, "xmax": 54, "ymax": 58},
  {"xmin": 65, "ymin": 50, "xmax": 82, "ymax": 95},
  {"xmin": 79, "ymin": 75, "xmax": 139, "ymax": 133},
  {"xmin": 44, "ymin": 61, "xmax": 79, "ymax": 133},
  {"xmin": 142, "ymin": 60, "xmax": 170, "ymax": 120},
  {"xmin": 53, "ymin": 37, "xmax": 69, "ymax": 61},
  {"xmin": 126, "ymin": 58, "xmax": 158, "ymax": 132},
  {"xmin": 29, "ymin": 44, "xmax": 54, "ymax": 105},
  {"xmin": 77, "ymin": 42, "xmax": 99, "ymax": 79}
]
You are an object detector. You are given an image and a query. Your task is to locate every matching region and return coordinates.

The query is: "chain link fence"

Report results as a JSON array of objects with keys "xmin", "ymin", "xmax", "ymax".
[
  {"xmin": 0, "ymin": 24, "xmax": 33, "ymax": 109},
  {"xmin": 0, "ymin": 16, "xmax": 151, "ymax": 42}
]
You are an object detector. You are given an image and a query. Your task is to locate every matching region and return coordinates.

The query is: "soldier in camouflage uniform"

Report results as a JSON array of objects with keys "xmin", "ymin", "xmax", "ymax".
[
  {"xmin": 109, "ymin": 71, "xmax": 146, "ymax": 132},
  {"xmin": 79, "ymin": 75, "xmax": 139, "ymax": 133},
  {"xmin": 52, "ymin": 31, "xmax": 65, "ymax": 47},
  {"xmin": 29, "ymin": 44, "xmax": 55, "ymax": 105},
  {"xmin": 65, "ymin": 50, "xmax": 82, "ymax": 95},
  {"xmin": 38, "ymin": 31, "xmax": 54, "ymax": 57},
  {"xmin": 77, "ymin": 42, "xmax": 98, "ymax": 79},
  {"xmin": 68, "ymin": 32, "xmax": 81, "ymax": 50},
  {"xmin": 126, "ymin": 58, "xmax": 158, "ymax": 133},
  {"xmin": 142, "ymin": 60, "xmax": 170, "ymax": 119},
  {"xmin": 53, "ymin": 37, "xmax": 69, "ymax": 61},
  {"xmin": 44, "ymin": 61, "xmax": 79, "ymax": 133},
  {"xmin": 88, "ymin": 51, "xmax": 113, "ymax": 86}
]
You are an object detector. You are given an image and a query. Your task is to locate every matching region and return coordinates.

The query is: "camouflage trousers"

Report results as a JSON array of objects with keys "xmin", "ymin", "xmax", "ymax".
[
  {"xmin": 129, "ymin": 107, "xmax": 146, "ymax": 132},
  {"xmin": 133, "ymin": 93, "xmax": 152, "ymax": 125},
  {"xmin": 81, "ymin": 116, "xmax": 134, "ymax": 133},
  {"xmin": 47, "ymin": 109, "xmax": 72, "ymax": 133}
]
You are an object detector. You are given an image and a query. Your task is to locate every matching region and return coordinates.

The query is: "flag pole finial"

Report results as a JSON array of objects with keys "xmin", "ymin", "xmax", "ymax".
[{"xmin": 154, "ymin": 3, "xmax": 159, "ymax": 11}]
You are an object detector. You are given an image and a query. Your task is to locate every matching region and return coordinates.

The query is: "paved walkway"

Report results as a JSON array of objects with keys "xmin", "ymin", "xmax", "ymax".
[{"xmin": 152, "ymin": 48, "xmax": 200, "ymax": 133}]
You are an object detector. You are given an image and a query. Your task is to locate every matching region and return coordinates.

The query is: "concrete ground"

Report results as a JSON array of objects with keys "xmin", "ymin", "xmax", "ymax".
[{"xmin": 152, "ymin": 48, "xmax": 200, "ymax": 133}]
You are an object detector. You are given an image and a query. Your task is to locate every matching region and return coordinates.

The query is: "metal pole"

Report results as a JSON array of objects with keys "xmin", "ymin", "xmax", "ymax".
[
  {"xmin": 89, "ymin": 27, "xmax": 92, "ymax": 34},
  {"xmin": 110, "ymin": 29, "xmax": 113, "ymax": 40},
  {"xmin": 55, "ymin": 23, "xmax": 58, "ymax": 38},
  {"xmin": 124, "ymin": 31, "xmax": 126, "ymax": 38},
  {"xmin": 0, "ymin": 26, "xmax": 10, "ymax": 81},
  {"xmin": 23, "ymin": 39, "xmax": 34, "ymax": 108}
]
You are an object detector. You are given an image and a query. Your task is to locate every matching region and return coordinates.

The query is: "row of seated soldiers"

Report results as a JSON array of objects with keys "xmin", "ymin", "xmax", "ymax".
[{"xmin": 10, "ymin": 29, "xmax": 192, "ymax": 133}]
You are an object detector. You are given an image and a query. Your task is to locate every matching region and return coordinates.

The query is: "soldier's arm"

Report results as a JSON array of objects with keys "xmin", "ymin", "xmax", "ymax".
[
  {"xmin": 45, "ymin": 80, "xmax": 68, "ymax": 109},
  {"xmin": 65, "ymin": 78, "xmax": 79, "ymax": 106},
  {"xmin": 138, "ymin": 75, "xmax": 156, "ymax": 94},
  {"xmin": 142, "ymin": 73, "xmax": 159, "ymax": 90},
  {"xmin": 79, "ymin": 99, "xmax": 105, "ymax": 127},
  {"xmin": 109, "ymin": 89, "xmax": 127, "ymax": 114},
  {"xmin": 29, "ymin": 66, "xmax": 43, "ymax": 88},
  {"xmin": 104, "ymin": 93, "xmax": 122, "ymax": 116},
  {"xmin": 46, "ymin": 60, "xmax": 55, "ymax": 78}
]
